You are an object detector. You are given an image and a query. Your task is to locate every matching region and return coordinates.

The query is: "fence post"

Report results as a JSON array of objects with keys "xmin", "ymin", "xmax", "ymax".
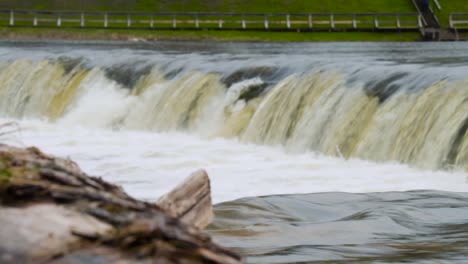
[
  {"xmin": 242, "ymin": 15, "xmax": 246, "ymax": 29},
  {"xmin": 150, "ymin": 16, "xmax": 154, "ymax": 28},
  {"xmin": 57, "ymin": 14, "xmax": 61, "ymax": 27},
  {"xmin": 172, "ymin": 15, "xmax": 176, "ymax": 28},
  {"xmin": 449, "ymin": 14, "xmax": 453, "ymax": 28},
  {"xmin": 80, "ymin": 13, "xmax": 85, "ymax": 28},
  {"xmin": 9, "ymin": 10, "xmax": 14, "ymax": 26},
  {"xmin": 218, "ymin": 18, "xmax": 223, "ymax": 28},
  {"xmin": 374, "ymin": 15, "xmax": 379, "ymax": 29},
  {"xmin": 352, "ymin": 14, "xmax": 357, "ymax": 29},
  {"xmin": 195, "ymin": 15, "xmax": 199, "ymax": 28},
  {"xmin": 286, "ymin": 14, "xmax": 290, "ymax": 29},
  {"xmin": 308, "ymin": 14, "xmax": 312, "ymax": 29},
  {"xmin": 127, "ymin": 15, "xmax": 131, "ymax": 28},
  {"xmin": 264, "ymin": 15, "xmax": 269, "ymax": 29},
  {"xmin": 330, "ymin": 14, "xmax": 335, "ymax": 29},
  {"xmin": 396, "ymin": 15, "xmax": 401, "ymax": 29},
  {"xmin": 104, "ymin": 13, "xmax": 108, "ymax": 28},
  {"xmin": 33, "ymin": 13, "xmax": 37, "ymax": 27}
]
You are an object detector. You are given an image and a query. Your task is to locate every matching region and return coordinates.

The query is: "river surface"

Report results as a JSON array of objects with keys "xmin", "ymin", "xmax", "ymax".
[{"xmin": 0, "ymin": 40, "xmax": 467, "ymax": 263}]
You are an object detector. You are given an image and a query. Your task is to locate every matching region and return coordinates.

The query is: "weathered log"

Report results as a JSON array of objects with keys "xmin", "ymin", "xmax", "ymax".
[
  {"xmin": 157, "ymin": 169, "xmax": 213, "ymax": 230},
  {"xmin": 0, "ymin": 144, "xmax": 241, "ymax": 264},
  {"xmin": 0, "ymin": 204, "xmax": 112, "ymax": 263}
]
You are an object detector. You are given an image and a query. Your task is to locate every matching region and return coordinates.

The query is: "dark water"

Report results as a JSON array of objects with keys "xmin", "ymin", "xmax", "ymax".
[{"xmin": 209, "ymin": 191, "xmax": 468, "ymax": 263}]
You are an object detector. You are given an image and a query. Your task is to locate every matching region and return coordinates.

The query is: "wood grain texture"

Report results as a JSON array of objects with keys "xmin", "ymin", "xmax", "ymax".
[
  {"xmin": 0, "ymin": 144, "xmax": 241, "ymax": 264},
  {"xmin": 157, "ymin": 169, "xmax": 213, "ymax": 229}
]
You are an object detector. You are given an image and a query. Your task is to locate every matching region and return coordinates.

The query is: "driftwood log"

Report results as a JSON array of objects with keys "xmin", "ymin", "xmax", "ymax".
[{"xmin": 0, "ymin": 144, "xmax": 241, "ymax": 264}]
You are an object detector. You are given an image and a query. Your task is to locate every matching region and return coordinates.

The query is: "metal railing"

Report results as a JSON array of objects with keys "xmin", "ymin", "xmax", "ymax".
[
  {"xmin": 450, "ymin": 13, "xmax": 468, "ymax": 29},
  {"xmin": 0, "ymin": 10, "xmax": 422, "ymax": 31},
  {"xmin": 430, "ymin": 0, "xmax": 442, "ymax": 25},
  {"xmin": 433, "ymin": 0, "xmax": 442, "ymax": 11}
]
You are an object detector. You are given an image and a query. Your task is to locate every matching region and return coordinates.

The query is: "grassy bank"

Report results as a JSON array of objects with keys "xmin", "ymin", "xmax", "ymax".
[
  {"xmin": 0, "ymin": 0, "xmax": 415, "ymax": 13},
  {"xmin": 436, "ymin": 1, "xmax": 468, "ymax": 26},
  {"xmin": 0, "ymin": 27, "xmax": 422, "ymax": 42},
  {"xmin": 5, "ymin": 1, "xmax": 457, "ymax": 42},
  {"xmin": 1, "ymin": 1, "xmax": 467, "ymax": 29}
]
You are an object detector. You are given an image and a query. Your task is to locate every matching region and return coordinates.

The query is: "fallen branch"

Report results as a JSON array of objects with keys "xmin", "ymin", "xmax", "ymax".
[
  {"xmin": 157, "ymin": 169, "xmax": 213, "ymax": 229},
  {"xmin": 0, "ymin": 144, "xmax": 241, "ymax": 264}
]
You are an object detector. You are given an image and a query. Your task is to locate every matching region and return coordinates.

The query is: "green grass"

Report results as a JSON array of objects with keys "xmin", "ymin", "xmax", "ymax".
[
  {"xmin": 1, "ymin": 0, "xmax": 415, "ymax": 13},
  {"xmin": 434, "ymin": 1, "xmax": 468, "ymax": 26},
  {"xmin": 3, "ymin": 1, "xmax": 468, "ymax": 29},
  {"xmin": 0, "ymin": 27, "xmax": 422, "ymax": 42},
  {"xmin": 0, "ymin": 1, "xmax": 439, "ymax": 42}
]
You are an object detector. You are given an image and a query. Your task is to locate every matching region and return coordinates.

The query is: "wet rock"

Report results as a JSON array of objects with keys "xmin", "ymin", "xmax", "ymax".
[
  {"xmin": 105, "ymin": 63, "xmax": 153, "ymax": 89},
  {"xmin": 56, "ymin": 56, "xmax": 84, "ymax": 75},
  {"xmin": 221, "ymin": 66, "xmax": 279, "ymax": 87},
  {"xmin": 364, "ymin": 72, "xmax": 408, "ymax": 103}
]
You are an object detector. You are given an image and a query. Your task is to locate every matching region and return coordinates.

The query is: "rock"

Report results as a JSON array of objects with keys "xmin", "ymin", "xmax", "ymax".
[{"xmin": 221, "ymin": 66, "xmax": 279, "ymax": 87}]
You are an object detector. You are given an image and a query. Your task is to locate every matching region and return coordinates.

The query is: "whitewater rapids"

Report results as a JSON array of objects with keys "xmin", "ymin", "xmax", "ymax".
[{"xmin": 0, "ymin": 40, "xmax": 467, "ymax": 202}]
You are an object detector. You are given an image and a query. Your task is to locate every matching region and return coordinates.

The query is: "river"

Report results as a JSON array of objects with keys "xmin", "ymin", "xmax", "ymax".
[{"xmin": 0, "ymin": 40, "xmax": 467, "ymax": 263}]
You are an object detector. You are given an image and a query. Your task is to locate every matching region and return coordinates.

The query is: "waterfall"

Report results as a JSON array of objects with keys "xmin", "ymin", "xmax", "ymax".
[{"xmin": 0, "ymin": 57, "xmax": 466, "ymax": 171}]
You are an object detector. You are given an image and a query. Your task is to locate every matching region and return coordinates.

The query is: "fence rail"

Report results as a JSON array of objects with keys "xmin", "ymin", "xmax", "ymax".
[
  {"xmin": 433, "ymin": 0, "xmax": 442, "ymax": 11},
  {"xmin": 450, "ymin": 13, "xmax": 468, "ymax": 29},
  {"xmin": 0, "ymin": 10, "xmax": 422, "ymax": 31}
]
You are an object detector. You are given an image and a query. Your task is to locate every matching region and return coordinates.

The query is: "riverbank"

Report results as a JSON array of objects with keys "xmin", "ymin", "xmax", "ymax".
[
  {"xmin": 0, "ymin": 0, "xmax": 415, "ymax": 14},
  {"xmin": 0, "ymin": 27, "xmax": 422, "ymax": 42}
]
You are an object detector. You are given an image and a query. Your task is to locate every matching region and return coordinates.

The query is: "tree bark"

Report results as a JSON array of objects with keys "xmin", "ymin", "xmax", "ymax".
[
  {"xmin": 0, "ymin": 144, "xmax": 241, "ymax": 264},
  {"xmin": 157, "ymin": 169, "xmax": 213, "ymax": 230}
]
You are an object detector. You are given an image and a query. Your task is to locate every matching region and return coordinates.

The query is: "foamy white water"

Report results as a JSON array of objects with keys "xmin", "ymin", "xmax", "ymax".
[{"xmin": 3, "ymin": 119, "xmax": 466, "ymax": 203}]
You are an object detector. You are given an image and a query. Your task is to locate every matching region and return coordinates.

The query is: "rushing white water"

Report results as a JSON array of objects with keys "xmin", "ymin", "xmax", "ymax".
[
  {"xmin": 3, "ymin": 119, "xmax": 467, "ymax": 203},
  {"xmin": 0, "ymin": 41, "xmax": 467, "ymax": 202}
]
